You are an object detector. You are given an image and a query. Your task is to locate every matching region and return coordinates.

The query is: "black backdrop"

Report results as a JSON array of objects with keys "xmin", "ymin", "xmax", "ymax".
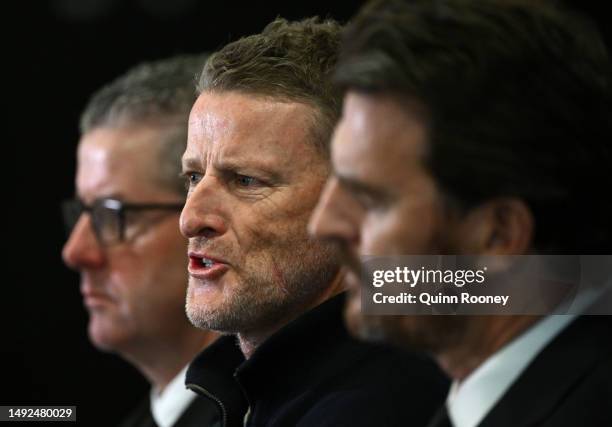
[{"xmin": 5, "ymin": 1, "xmax": 611, "ymax": 426}]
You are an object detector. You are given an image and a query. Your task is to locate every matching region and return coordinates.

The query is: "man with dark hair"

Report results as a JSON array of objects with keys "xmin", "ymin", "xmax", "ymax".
[
  {"xmin": 181, "ymin": 17, "xmax": 448, "ymax": 427},
  {"xmin": 310, "ymin": 0, "xmax": 612, "ymax": 426},
  {"xmin": 62, "ymin": 55, "xmax": 220, "ymax": 427}
]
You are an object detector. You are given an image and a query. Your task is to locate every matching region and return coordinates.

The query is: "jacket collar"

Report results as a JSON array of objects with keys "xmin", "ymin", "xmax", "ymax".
[
  {"xmin": 185, "ymin": 335, "xmax": 247, "ymax": 427},
  {"xmin": 185, "ymin": 293, "xmax": 355, "ymax": 427}
]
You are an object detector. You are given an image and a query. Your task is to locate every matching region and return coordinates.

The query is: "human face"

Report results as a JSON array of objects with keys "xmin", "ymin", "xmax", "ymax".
[
  {"xmin": 181, "ymin": 92, "xmax": 341, "ymax": 334},
  {"xmin": 62, "ymin": 125, "xmax": 189, "ymax": 354},
  {"xmin": 309, "ymin": 92, "xmax": 465, "ymax": 351}
]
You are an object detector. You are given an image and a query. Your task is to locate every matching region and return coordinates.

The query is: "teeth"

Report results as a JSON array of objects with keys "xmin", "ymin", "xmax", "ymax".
[{"xmin": 201, "ymin": 258, "xmax": 215, "ymax": 268}]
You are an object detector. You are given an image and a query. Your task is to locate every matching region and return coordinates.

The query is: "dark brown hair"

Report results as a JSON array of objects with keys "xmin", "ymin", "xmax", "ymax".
[{"xmin": 337, "ymin": 0, "xmax": 612, "ymax": 252}]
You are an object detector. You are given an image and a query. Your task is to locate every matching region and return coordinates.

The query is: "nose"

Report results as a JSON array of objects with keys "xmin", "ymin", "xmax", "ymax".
[
  {"xmin": 309, "ymin": 177, "xmax": 361, "ymax": 247},
  {"xmin": 180, "ymin": 176, "xmax": 229, "ymax": 239},
  {"xmin": 62, "ymin": 215, "xmax": 105, "ymax": 270}
]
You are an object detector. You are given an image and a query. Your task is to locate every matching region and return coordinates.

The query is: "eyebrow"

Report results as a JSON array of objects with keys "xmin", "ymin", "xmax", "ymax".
[
  {"xmin": 335, "ymin": 173, "xmax": 389, "ymax": 199},
  {"xmin": 218, "ymin": 158, "xmax": 283, "ymax": 182},
  {"xmin": 181, "ymin": 157, "xmax": 201, "ymax": 172},
  {"xmin": 181, "ymin": 156, "xmax": 283, "ymax": 182}
]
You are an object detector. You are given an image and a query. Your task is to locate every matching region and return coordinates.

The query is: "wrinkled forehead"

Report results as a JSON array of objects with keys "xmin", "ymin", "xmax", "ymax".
[
  {"xmin": 336, "ymin": 93, "xmax": 427, "ymax": 165},
  {"xmin": 75, "ymin": 126, "xmax": 167, "ymax": 201},
  {"xmin": 184, "ymin": 91, "xmax": 324, "ymax": 170}
]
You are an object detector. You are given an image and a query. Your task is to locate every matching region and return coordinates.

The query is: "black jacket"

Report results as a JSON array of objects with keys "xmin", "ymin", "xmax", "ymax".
[
  {"xmin": 478, "ymin": 315, "xmax": 612, "ymax": 427},
  {"xmin": 186, "ymin": 294, "xmax": 449, "ymax": 427}
]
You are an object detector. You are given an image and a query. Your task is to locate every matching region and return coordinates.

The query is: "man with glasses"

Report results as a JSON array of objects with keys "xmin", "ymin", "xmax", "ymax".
[{"xmin": 62, "ymin": 55, "xmax": 220, "ymax": 427}]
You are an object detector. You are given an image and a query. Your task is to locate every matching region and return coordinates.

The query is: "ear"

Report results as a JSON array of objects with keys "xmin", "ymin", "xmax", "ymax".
[{"xmin": 454, "ymin": 198, "xmax": 534, "ymax": 255}]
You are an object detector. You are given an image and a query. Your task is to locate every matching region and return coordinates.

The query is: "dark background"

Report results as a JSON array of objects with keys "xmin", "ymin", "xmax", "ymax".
[{"xmin": 5, "ymin": 0, "xmax": 611, "ymax": 426}]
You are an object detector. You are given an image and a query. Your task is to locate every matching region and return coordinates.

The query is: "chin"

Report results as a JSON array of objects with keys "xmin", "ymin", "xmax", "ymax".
[
  {"xmin": 343, "ymin": 292, "xmax": 389, "ymax": 343},
  {"xmin": 345, "ymin": 313, "xmax": 395, "ymax": 344},
  {"xmin": 343, "ymin": 299, "xmax": 458, "ymax": 355},
  {"xmin": 88, "ymin": 329, "xmax": 117, "ymax": 352},
  {"xmin": 185, "ymin": 293, "xmax": 221, "ymax": 331},
  {"xmin": 187, "ymin": 277, "xmax": 228, "ymax": 308},
  {"xmin": 185, "ymin": 298, "xmax": 202, "ymax": 329},
  {"xmin": 87, "ymin": 316, "xmax": 129, "ymax": 353}
]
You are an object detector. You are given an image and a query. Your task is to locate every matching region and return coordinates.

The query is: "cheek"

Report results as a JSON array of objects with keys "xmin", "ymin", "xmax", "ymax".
[
  {"xmin": 136, "ymin": 235, "xmax": 189, "ymax": 297},
  {"xmin": 108, "ymin": 233, "xmax": 188, "ymax": 303},
  {"xmin": 106, "ymin": 255, "xmax": 151, "ymax": 304},
  {"xmin": 233, "ymin": 192, "xmax": 318, "ymax": 248},
  {"xmin": 106, "ymin": 254, "xmax": 187, "ymax": 322},
  {"xmin": 245, "ymin": 216, "xmax": 312, "ymax": 259},
  {"xmin": 106, "ymin": 254, "xmax": 139, "ymax": 280},
  {"xmin": 360, "ymin": 213, "xmax": 410, "ymax": 255},
  {"xmin": 360, "ymin": 204, "xmax": 442, "ymax": 255}
]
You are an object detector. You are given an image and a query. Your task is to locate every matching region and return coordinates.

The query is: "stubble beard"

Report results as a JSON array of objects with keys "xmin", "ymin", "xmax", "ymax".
[
  {"xmin": 186, "ymin": 238, "xmax": 342, "ymax": 335},
  {"xmin": 344, "ymin": 219, "xmax": 471, "ymax": 355}
]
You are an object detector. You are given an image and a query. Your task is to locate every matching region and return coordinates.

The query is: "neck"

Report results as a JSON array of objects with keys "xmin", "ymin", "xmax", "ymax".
[
  {"xmin": 436, "ymin": 315, "xmax": 540, "ymax": 381},
  {"xmin": 122, "ymin": 328, "xmax": 218, "ymax": 392},
  {"xmin": 238, "ymin": 272, "xmax": 346, "ymax": 359}
]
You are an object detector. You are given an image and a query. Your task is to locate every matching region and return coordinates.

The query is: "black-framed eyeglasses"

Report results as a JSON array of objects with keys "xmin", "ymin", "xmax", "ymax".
[{"xmin": 61, "ymin": 198, "xmax": 184, "ymax": 246}]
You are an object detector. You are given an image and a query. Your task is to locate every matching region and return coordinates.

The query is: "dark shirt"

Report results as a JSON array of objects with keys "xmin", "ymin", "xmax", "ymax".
[{"xmin": 186, "ymin": 293, "xmax": 449, "ymax": 427}]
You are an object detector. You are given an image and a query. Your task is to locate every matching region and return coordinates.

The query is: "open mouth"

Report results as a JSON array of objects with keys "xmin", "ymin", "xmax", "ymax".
[
  {"xmin": 200, "ymin": 257, "xmax": 216, "ymax": 268},
  {"xmin": 188, "ymin": 253, "xmax": 229, "ymax": 279}
]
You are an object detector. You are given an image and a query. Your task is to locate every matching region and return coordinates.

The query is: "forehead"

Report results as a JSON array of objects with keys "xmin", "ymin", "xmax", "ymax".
[
  {"xmin": 333, "ymin": 92, "xmax": 429, "ymax": 188},
  {"xmin": 185, "ymin": 91, "xmax": 322, "ymax": 172},
  {"xmin": 76, "ymin": 125, "xmax": 168, "ymax": 202}
]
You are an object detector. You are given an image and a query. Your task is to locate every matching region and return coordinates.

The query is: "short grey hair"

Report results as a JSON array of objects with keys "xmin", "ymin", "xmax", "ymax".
[{"xmin": 80, "ymin": 54, "xmax": 208, "ymax": 195}]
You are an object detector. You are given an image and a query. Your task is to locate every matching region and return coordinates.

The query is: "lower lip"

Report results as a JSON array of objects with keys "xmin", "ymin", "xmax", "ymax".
[
  {"xmin": 188, "ymin": 259, "xmax": 229, "ymax": 280},
  {"xmin": 83, "ymin": 295, "xmax": 114, "ymax": 309}
]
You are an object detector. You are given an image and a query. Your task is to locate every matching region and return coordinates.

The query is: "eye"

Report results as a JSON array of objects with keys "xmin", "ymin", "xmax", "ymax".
[
  {"xmin": 339, "ymin": 180, "xmax": 388, "ymax": 212},
  {"xmin": 235, "ymin": 174, "xmax": 260, "ymax": 187},
  {"xmin": 189, "ymin": 173, "xmax": 201, "ymax": 184},
  {"xmin": 182, "ymin": 172, "xmax": 203, "ymax": 190},
  {"xmin": 354, "ymin": 192, "xmax": 378, "ymax": 210}
]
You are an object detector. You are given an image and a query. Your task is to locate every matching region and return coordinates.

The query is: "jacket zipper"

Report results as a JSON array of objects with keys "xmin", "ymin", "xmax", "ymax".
[{"xmin": 186, "ymin": 383, "xmax": 228, "ymax": 427}]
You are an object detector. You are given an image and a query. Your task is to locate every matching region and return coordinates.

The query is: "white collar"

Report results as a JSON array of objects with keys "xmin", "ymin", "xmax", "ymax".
[
  {"xmin": 446, "ymin": 315, "xmax": 575, "ymax": 427},
  {"xmin": 150, "ymin": 365, "xmax": 197, "ymax": 427}
]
